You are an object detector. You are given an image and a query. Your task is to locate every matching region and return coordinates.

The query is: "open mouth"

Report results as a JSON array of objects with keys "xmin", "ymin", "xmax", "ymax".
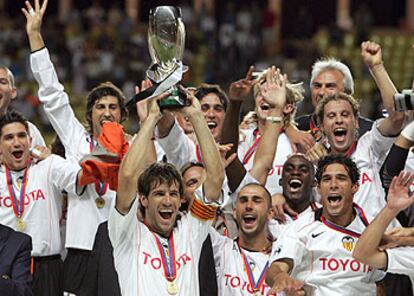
[
  {"xmin": 159, "ymin": 209, "xmax": 173, "ymax": 220},
  {"xmin": 207, "ymin": 121, "xmax": 217, "ymax": 130},
  {"xmin": 242, "ymin": 214, "xmax": 257, "ymax": 227},
  {"xmin": 260, "ymin": 103, "xmax": 270, "ymax": 111},
  {"xmin": 327, "ymin": 194, "xmax": 342, "ymax": 207},
  {"xmin": 333, "ymin": 128, "xmax": 347, "ymax": 142},
  {"xmin": 288, "ymin": 178, "xmax": 303, "ymax": 193},
  {"xmin": 12, "ymin": 150, "xmax": 23, "ymax": 160}
]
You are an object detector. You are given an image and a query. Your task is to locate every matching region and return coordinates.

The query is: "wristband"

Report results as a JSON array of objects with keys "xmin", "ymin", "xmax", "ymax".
[{"xmin": 266, "ymin": 116, "xmax": 282, "ymax": 123}]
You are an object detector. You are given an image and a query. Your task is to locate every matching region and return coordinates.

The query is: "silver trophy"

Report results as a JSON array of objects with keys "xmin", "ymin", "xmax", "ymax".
[{"xmin": 128, "ymin": 6, "xmax": 188, "ymax": 109}]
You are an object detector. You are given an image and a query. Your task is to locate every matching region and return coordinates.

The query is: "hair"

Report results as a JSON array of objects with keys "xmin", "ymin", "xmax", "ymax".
[
  {"xmin": 180, "ymin": 161, "xmax": 205, "ymax": 176},
  {"xmin": 50, "ymin": 136, "xmax": 66, "ymax": 158},
  {"xmin": 85, "ymin": 82, "xmax": 128, "ymax": 133},
  {"xmin": 310, "ymin": 58, "xmax": 354, "ymax": 95},
  {"xmin": 0, "ymin": 64, "xmax": 15, "ymax": 88},
  {"xmin": 315, "ymin": 155, "xmax": 360, "ymax": 185},
  {"xmin": 253, "ymin": 69, "xmax": 305, "ymax": 129},
  {"xmin": 138, "ymin": 162, "xmax": 184, "ymax": 198},
  {"xmin": 315, "ymin": 92, "xmax": 360, "ymax": 126},
  {"xmin": 236, "ymin": 182, "xmax": 272, "ymax": 208},
  {"xmin": 0, "ymin": 110, "xmax": 29, "ymax": 137},
  {"xmin": 194, "ymin": 83, "xmax": 229, "ymax": 111}
]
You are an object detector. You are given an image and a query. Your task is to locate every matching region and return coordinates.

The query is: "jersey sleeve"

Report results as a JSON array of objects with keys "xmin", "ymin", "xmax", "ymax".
[
  {"xmin": 48, "ymin": 155, "xmax": 82, "ymax": 195},
  {"xmin": 269, "ymin": 223, "xmax": 306, "ymax": 271},
  {"xmin": 188, "ymin": 187, "xmax": 219, "ymax": 247},
  {"xmin": 361, "ymin": 119, "xmax": 396, "ymax": 167},
  {"xmin": 28, "ymin": 121, "xmax": 45, "ymax": 148},
  {"xmin": 156, "ymin": 120, "xmax": 197, "ymax": 170},
  {"xmin": 108, "ymin": 196, "xmax": 139, "ymax": 250},
  {"xmin": 30, "ymin": 47, "xmax": 88, "ymax": 160},
  {"xmin": 208, "ymin": 227, "xmax": 228, "ymax": 273},
  {"xmin": 385, "ymin": 246, "xmax": 414, "ymax": 277}
]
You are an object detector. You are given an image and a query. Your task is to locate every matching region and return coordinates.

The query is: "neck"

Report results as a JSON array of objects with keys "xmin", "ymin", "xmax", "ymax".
[
  {"xmin": 258, "ymin": 120, "xmax": 266, "ymax": 135},
  {"xmin": 287, "ymin": 199, "xmax": 311, "ymax": 215},
  {"xmin": 323, "ymin": 209, "xmax": 355, "ymax": 227},
  {"xmin": 239, "ymin": 231, "xmax": 270, "ymax": 252}
]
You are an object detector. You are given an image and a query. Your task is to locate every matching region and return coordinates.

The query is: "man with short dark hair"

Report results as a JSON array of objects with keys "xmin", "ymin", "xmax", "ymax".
[
  {"xmin": 23, "ymin": 1, "xmax": 130, "ymax": 293},
  {"xmin": 0, "ymin": 110, "xmax": 87, "ymax": 296},
  {"xmin": 266, "ymin": 155, "xmax": 385, "ymax": 296},
  {"xmin": 109, "ymin": 90, "xmax": 224, "ymax": 295}
]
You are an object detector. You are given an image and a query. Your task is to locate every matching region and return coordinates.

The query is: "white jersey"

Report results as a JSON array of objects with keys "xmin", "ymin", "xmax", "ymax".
[
  {"xmin": 157, "ymin": 121, "xmax": 232, "ymax": 207},
  {"xmin": 210, "ymin": 228, "xmax": 273, "ymax": 296},
  {"xmin": 350, "ymin": 120, "xmax": 395, "ymax": 219},
  {"xmin": 109, "ymin": 188, "xmax": 217, "ymax": 296},
  {"xmin": 270, "ymin": 206, "xmax": 385, "ymax": 296},
  {"xmin": 28, "ymin": 121, "xmax": 45, "ymax": 148},
  {"xmin": 0, "ymin": 155, "xmax": 80, "ymax": 256},
  {"xmin": 31, "ymin": 47, "xmax": 118, "ymax": 250},
  {"xmin": 268, "ymin": 202, "xmax": 319, "ymax": 239},
  {"xmin": 238, "ymin": 127, "xmax": 293, "ymax": 195},
  {"xmin": 386, "ymin": 246, "xmax": 414, "ymax": 293}
]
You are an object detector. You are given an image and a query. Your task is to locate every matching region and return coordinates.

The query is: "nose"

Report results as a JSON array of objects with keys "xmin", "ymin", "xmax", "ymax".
[
  {"xmin": 245, "ymin": 199, "xmax": 253, "ymax": 211},
  {"xmin": 329, "ymin": 177, "xmax": 339, "ymax": 189},
  {"xmin": 12, "ymin": 136, "xmax": 21, "ymax": 147},
  {"xmin": 205, "ymin": 107, "xmax": 215, "ymax": 118},
  {"xmin": 103, "ymin": 106, "xmax": 112, "ymax": 117},
  {"xmin": 334, "ymin": 114, "xmax": 343, "ymax": 124},
  {"xmin": 318, "ymin": 86, "xmax": 327, "ymax": 98}
]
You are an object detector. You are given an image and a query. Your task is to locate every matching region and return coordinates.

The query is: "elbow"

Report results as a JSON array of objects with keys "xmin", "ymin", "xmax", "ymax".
[{"xmin": 388, "ymin": 111, "xmax": 405, "ymax": 127}]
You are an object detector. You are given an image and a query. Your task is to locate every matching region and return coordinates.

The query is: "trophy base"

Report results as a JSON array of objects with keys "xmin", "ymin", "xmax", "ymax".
[{"xmin": 159, "ymin": 88, "xmax": 187, "ymax": 110}]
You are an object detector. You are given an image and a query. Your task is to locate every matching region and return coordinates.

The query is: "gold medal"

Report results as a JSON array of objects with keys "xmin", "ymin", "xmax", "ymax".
[
  {"xmin": 16, "ymin": 218, "xmax": 26, "ymax": 231},
  {"xmin": 95, "ymin": 197, "xmax": 105, "ymax": 209},
  {"xmin": 167, "ymin": 281, "xmax": 179, "ymax": 295}
]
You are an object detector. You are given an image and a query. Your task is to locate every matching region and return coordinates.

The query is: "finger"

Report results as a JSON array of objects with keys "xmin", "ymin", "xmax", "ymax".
[
  {"xmin": 246, "ymin": 65, "xmax": 255, "ymax": 80},
  {"xmin": 25, "ymin": 1, "xmax": 34, "ymax": 13},
  {"xmin": 385, "ymin": 227, "xmax": 403, "ymax": 236},
  {"xmin": 225, "ymin": 153, "xmax": 237, "ymax": 168},
  {"xmin": 21, "ymin": 8, "xmax": 30, "ymax": 18},
  {"xmin": 40, "ymin": 0, "xmax": 48, "ymax": 15},
  {"xmin": 135, "ymin": 86, "xmax": 140, "ymax": 95},
  {"xmin": 153, "ymin": 91, "xmax": 169, "ymax": 102},
  {"xmin": 35, "ymin": 0, "xmax": 40, "ymax": 12}
]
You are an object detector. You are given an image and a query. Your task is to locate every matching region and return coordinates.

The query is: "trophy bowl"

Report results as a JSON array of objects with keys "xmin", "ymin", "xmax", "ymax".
[{"xmin": 127, "ymin": 6, "xmax": 188, "ymax": 110}]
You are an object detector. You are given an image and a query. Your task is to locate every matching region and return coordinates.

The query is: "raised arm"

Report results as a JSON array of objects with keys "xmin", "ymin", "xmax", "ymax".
[
  {"xmin": 181, "ymin": 91, "xmax": 224, "ymax": 202},
  {"xmin": 222, "ymin": 66, "xmax": 255, "ymax": 192},
  {"xmin": 116, "ymin": 95, "xmax": 165, "ymax": 214},
  {"xmin": 353, "ymin": 171, "xmax": 414, "ymax": 268},
  {"xmin": 361, "ymin": 41, "xmax": 404, "ymax": 136},
  {"xmin": 22, "ymin": 0, "xmax": 47, "ymax": 52},
  {"xmin": 250, "ymin": 67, "xmax": 286, "ymax": 184}
]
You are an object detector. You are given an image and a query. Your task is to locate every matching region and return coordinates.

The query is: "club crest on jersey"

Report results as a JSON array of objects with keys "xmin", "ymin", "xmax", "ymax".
[{"xmin": 342, "ymin": 236, "xmax": 355, "ymax": 252}]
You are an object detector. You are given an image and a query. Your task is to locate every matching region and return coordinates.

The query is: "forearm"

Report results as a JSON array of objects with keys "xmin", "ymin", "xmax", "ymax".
[
  {"xmin": 221, "ymin": 101, "xmax": 242, "ymax": 155},
  {"xmin": 353, "ymin": 207, "xmax": 397, "ymax": 268},
  {"xmin": 188, "ymin": 111, "xmax": 224, "ymax": 201},
  {"xmin": 250, "ymin": 107, "xmax": 282, "ymax": 184},
  {"xmin": 27, "ymin": 31, "xmax": 45, "ymax": 52},
  {"xmin": 369, "ymin": 64, "xmax": 397, "ymax": 113},
  {"xmin": 117, "ymin": 115, "xmax": 158, "ymax": 213},
  {"xmin": 380, "ymin": 144, "xmax": 409, "ymax": 191},
  {"xmin": 156, "ymin": 112, "xmax": 175, "ymax": 138}
]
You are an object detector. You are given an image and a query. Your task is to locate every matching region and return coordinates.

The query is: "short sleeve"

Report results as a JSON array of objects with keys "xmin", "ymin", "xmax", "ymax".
[{"xmin": 385, "ymin": 246, "xmax": 414, "ymax": 277}]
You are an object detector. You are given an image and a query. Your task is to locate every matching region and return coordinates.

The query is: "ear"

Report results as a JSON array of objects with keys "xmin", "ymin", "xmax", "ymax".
[
  {"xmin": 267, "ymin": 207, "xmax": 274, "ymax": 221},
  {"xmin": 283, "ymin": 103, "xmax": 294, "ymax": 115},
  {"xmin": 11, "ymin": 87, "xmax": 17, "ymax": 100},
  {"xmin": 355, "ymin": 115, "xmax": 359, "ymax": 129},
  {"xmin": 140, "ymin": 195, "xmax": 149, "ymax": 209},
  {"xmin": 351, "ymin": 183, "xmax": 359, "ymax": 195}
]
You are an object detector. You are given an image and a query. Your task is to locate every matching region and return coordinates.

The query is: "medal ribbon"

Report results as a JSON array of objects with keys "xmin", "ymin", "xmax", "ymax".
[
  {"xmin": 5, "ymin": 159, "xmax": 31, "ymax": 219},
  {"xmin": 344, "ymin": 141, "xmax": 357, "ymax": 158},
  {"xmin": 238, "ymin": 241, "xmax": 269, "ymax": 292},
  {"xmin": 153, "ymin": 233, "xmax": 177, "ymax": 282},
  {"xmin": 89, "ymin": 136, "xmax": 109, "ymax": 196},
  {"xmin": 242, "ymin": 129, "xmax": 261, "ymax": 165},
  {"xmin": 321, "ymin": 203, "xmax": 369, "ymax": 238},
  {"xmin": 195, "ymin": 144, "xmax": 203, "ymax": 163}
]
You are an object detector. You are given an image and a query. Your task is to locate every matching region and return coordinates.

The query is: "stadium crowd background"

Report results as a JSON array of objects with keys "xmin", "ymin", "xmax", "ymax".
[{"xmin": 1, "ymin": 0, "xmax": 413, "ymax": 142}]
